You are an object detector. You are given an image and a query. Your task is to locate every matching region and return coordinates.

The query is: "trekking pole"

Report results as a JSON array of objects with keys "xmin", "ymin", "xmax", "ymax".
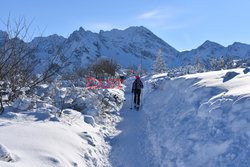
[
  {"xmin": 140, "ymin": 90, "xmax": 143, "ymax": 108},
  {"xmin": 130, "ymin": 92, "xmax": 133, "ymax": 110}
]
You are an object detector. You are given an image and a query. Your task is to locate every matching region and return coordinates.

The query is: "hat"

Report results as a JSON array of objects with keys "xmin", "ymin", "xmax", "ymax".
[{"xmin": 136, "ymin": 75, "xmax": 140, "ymax": 79}]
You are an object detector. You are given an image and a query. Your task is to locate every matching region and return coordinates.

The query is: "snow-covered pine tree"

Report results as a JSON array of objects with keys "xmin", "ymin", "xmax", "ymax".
[
  {"xmin": 153, "ymin": 49, "xmax": 167, "ymax": 74},
  {"xmin": 194, "ymin": 56, "xmax": 205, "ymax": 73}
]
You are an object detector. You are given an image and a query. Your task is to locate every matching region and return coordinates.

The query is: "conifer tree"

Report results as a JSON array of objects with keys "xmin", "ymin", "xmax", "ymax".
[{"xmin": 153, "ymin": 49, "xmax": 167, "ymax": 73}]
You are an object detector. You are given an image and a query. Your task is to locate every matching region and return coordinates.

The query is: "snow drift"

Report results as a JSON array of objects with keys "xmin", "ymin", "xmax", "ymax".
[{"xmin": 143, "ymin": 69, "xmax": 250, "ymax": 166}]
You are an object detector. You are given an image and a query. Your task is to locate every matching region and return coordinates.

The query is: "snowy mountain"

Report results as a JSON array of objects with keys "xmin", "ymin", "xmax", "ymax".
[
  {"xmin": 178, "ymin": 40, "xmax": 250, "ymax": 67},
  {"xmin": 29, "ymin": 26, "xmax": 178, "ymax": 71},
  {"xmin": 97, "ymin": 26, "xmax": 179, "ymax": 68},
  {"xmin": 2, "ymin": 26, "xmax": 250, "ymax": 71},
  {"xmin": 176, "ymin": 40, "xmax": 226, "ymax": 66},
  {"xmin": 36, "ymin": 27, "xmax": 250, "ymax": 70}
]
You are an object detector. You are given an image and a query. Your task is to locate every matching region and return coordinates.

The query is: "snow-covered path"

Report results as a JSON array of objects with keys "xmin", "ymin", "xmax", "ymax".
[{"xmin": 109, "ymin": 79, "xmax": 151, "ymax": 167}]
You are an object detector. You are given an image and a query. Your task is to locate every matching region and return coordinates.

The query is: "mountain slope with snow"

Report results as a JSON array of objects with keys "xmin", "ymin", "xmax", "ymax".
[
  {"xmin": 29, "ymin": 27, "xmax": 250, "ymax": 70},
  {"xmin": 178, "ymin": 41, "xmax": 250, "ymax": 67},
  {"xmin": 29, "ymin": 26, "xmax": 179, "ymax": 71},
  {"xmin": 2, "ymin": 27, "xmax": 250, "ymax": 71}
]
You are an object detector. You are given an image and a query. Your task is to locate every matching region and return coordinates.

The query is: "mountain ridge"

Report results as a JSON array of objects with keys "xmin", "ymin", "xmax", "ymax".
[{"xmin": 1, "ymin": 27, "xmax": 250, "ymax": 70}]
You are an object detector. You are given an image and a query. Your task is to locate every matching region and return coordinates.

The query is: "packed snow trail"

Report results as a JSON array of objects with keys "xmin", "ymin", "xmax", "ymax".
[{"xmin": 110, "ymin": 78, "xmax": 151, "ymax": 167}]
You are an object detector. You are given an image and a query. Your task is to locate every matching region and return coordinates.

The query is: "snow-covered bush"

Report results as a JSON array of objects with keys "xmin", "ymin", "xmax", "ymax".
[
  {"xmin": 209, "ymin": 57, "xmax": 225, "ymax": 70},
  {"xmin": 29, "ymin": 77, "xmax": 124, "ymax": 119},
  {"xmin": 207, "ymin": 57, "xmax": 245, "ymax": 71},
  {"xmin": 86, "ymin": 58, "xmax": 120, "ymax": 79},
  {"xmin": 166, "ymin": 56, "xmax": 250, "ymax": 78},
  {"xmin": 168, "ymin": 64, "xmax": 207, "ymax": 77},
  {"xmin": 12, "ymin": 98, "xmax": 33, "ymax": 111}
]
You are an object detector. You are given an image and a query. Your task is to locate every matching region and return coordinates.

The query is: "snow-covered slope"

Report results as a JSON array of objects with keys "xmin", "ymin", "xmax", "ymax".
[
  {"xmin": 177, "ymin": 40, "xmax": 226, "ymax": 66},
  {"xmin": 98, "ymin": 26, "xmax": 178, "ymax": 68},
  {"xmin": 111, "ymin": 68, "xmax": 250, "ymax": 166},
  {"xmin": 0, "ymin": 114, "xmax": 106, "ymax": 167}
]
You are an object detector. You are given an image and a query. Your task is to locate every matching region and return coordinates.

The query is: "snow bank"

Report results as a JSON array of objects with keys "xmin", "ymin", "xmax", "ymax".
[{"xmin": 126, "ymin": 68, "xmax": 250, "ymax": 166}]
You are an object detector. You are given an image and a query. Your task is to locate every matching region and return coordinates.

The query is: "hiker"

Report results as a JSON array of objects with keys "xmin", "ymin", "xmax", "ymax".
[{"xmin": 132, "ymin": 76, "xmax": 143, "ymax": 108}]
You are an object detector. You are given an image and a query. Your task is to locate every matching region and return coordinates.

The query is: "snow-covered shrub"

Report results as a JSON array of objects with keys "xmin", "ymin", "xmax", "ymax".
[
  {"xmin": 72, "ymin": 97, "xmax": 87, "ymax": 111},
  {"xmin": 208, "ymin": 57, "xmax": 244, "ymax": 71},
  {"xmin": 31, "ymin": 77, "xmax": 124, "ymax": 119},
  {"xmin": 168, "ymin": 64, "xmax": 206, "ymax": 77},
  {"xmin": 43, "ymin": 81, "xmax": 89, "ymax": 115},
  {"xmin": 87, "ymin": 58, "xmax": 120, "ymax": 79},
  {"xmin": 12, "ymin": 98, "xmax": 33, "ymax": 111},
  {"xmin": 209, "ymin": 57, "xmax": 225, "ymax": 70}
]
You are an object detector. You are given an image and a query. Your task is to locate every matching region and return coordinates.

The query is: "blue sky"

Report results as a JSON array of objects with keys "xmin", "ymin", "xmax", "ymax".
[{"xmin": 0, "ymin": 0, "xmax": 250, "ymax": 51}]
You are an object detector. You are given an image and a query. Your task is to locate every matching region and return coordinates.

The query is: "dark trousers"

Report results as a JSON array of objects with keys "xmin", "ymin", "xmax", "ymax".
[{"xmin": 134, "ymin": 89, "xmax": 141, "ymax": 105}]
